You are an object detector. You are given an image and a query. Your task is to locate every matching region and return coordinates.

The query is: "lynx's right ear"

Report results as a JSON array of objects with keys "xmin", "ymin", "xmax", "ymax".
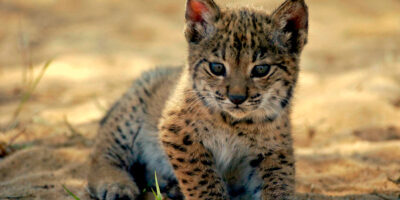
[{"xmin": 185, "ymin": 0, "xmax": 220, "ymax": 44}]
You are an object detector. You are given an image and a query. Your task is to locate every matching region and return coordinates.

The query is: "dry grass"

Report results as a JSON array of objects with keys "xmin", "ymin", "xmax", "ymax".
[{"xmin": 6, "ymin": 59, "xmax": 53, "ymax": 131}]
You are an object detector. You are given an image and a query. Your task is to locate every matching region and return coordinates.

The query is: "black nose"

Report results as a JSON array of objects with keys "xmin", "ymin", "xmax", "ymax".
[{"xmin": 228, "ymin": 94, "xmax": 247, "ymax": 105}]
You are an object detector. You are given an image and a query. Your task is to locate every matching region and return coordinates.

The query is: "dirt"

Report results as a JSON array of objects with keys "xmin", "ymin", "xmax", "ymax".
[{"xmin": 0, "ymin": 0, "xmax": 399, "ymax": 199}]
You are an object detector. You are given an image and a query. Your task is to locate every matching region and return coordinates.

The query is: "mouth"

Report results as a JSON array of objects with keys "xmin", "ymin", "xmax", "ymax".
[
  {"xmin": 224, "ymin": 105, "xmax": 251, "ymax": 119},
  {"xmin": 228, "ymin": 104, "xmax": 246, "ymax": 112},
  {"xmin": 214, "ymin": 97, "xmax": 255, "ymax": 113}
]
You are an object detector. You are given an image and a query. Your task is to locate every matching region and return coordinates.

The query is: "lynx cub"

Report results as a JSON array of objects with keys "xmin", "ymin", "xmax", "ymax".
[{"xmin": 88, "ymin": 0, "xmax": 308, "ymax": 199}]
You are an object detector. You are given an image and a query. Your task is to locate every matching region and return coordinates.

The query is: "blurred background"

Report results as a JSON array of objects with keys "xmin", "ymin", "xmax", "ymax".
[{"xmin": 0, "ymin": 0, "xmax": 399, "ymax": 199}]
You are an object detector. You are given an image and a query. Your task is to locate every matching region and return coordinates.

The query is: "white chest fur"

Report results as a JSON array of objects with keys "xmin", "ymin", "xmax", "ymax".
[
  {"xmin": 202, "ymin": 131, "xmax": 250, "ymax": 177},
  {"xmin": 201, "ymin": 131, "xmax": 264, "ymax": 199}
]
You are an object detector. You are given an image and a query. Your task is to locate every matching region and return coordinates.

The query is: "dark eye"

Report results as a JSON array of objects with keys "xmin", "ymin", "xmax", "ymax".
[
  {"xmin": 251, "ymin": 64, "xmax": 271, "ymax": 78},
  {"xmin": 209, "ymin": 62, "xmax": 226, "ymax": 76}
]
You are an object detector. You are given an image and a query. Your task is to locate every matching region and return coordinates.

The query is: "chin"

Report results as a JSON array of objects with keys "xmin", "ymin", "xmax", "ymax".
[{"xmin": 224, "ymin": 107, "xmax": 252, "ymax": 119}]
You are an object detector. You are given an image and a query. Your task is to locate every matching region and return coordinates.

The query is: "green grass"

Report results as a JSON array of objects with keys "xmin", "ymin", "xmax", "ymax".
[
  {"xmin": 62, "ymin": 185, "xmax": 81, "ymax": 200},
  {"xmin": 151, "ymin": 171, "xmax": 163, "ymax": 200}
]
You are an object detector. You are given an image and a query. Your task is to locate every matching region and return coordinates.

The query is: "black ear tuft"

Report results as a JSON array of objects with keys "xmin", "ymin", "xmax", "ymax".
[
  {"xmin": 185, "ymin": 0, "xmax": 220, "ymax": 43},
  {"xmin": 272, "ymin": 0, "xmax": 308, "ymax": 54}
]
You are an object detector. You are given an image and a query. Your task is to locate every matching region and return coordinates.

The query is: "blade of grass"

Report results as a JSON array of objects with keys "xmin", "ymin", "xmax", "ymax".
[
  {"xmin": 62, "ymin": 185, "xmax": 80, "ymax": 200},
  {"xmin": 155, "ymin": 171, "xmax": 162, "ymax": 199},
  {"xmin": 151, "ymin": 171, "xmax": 163, "ymax": 200},
  {"xmin": 151, "ymin": 188, "xmax": 158, "ymax": 199}
]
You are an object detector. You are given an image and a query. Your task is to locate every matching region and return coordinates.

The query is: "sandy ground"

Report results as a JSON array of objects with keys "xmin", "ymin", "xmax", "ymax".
[{"xmin": 0, "ymin": 0, "xmax": 399, "ymax": 199}]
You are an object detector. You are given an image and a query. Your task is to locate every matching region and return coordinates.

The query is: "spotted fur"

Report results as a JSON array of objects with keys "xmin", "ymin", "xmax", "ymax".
[{"xmin": 88, "ymin": 0, "xmax": 308, "ymax": 199}]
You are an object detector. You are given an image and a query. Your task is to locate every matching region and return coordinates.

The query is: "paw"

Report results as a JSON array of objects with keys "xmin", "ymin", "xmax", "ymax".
[{"xmin": 90, "ymin": 182, "xmax": 139, "ymax": 200}]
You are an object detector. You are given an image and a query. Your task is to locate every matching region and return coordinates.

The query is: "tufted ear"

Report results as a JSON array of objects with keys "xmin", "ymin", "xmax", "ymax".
[
  {"xmin": 272, "ymin": 0, "xmax": 308, "ymax": 54},
  {"xmin": 185, "ymin": 0, "xmax": 220, "ymax": 44}
]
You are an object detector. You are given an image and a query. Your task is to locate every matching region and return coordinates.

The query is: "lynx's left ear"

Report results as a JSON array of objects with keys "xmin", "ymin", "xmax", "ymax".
[
  {"xmin": 185, "ymin": 0, "xmax": 220, "ymax": 44},
  {"xmin": 272, "ymin": 0, "xmax": 308, "ymax": 54}
]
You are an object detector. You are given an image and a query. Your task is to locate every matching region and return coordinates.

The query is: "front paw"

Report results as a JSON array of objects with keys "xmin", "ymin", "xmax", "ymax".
[{"xmin": 89, "ymin": 181, "xmax": 139, "ymax": 200}]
